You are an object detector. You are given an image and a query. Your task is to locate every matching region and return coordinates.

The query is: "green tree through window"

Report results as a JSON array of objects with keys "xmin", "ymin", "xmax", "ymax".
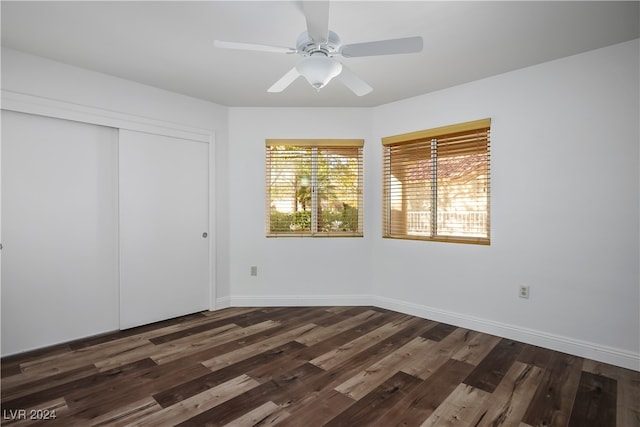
[{"xmin": 266, "ymin": 140, "xmax": 363, "ymax": 237}]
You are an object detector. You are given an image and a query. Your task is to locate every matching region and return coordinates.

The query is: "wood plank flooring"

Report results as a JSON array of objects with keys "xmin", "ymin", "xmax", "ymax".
[{"xmin": 1, "ymin": 306, "xmax": 639, "ymax": 426}]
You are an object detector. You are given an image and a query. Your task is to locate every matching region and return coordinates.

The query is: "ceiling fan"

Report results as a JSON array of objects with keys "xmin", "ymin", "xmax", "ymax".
[{"xmin": 214, "ymin": 1, "xmax": 423, "ymax": 96}]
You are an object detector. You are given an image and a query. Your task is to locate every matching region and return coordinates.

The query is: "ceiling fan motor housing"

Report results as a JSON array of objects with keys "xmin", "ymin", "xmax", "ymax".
[{"xmin": 296, "ymin": 30, "xmax": 341, "ymax": 57}]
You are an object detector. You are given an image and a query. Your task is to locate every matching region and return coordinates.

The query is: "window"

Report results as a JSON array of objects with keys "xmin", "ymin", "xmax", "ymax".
[
  {"xmin": 382, "ymin": 118, "xmax": 490, "ymax": 244},
  {"xmin": 266, "ymin": 139, "xmax": 363, "ymax": 237}
]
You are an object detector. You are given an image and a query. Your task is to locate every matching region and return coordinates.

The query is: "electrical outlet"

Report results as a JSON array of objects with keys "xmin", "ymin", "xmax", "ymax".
[
  {"xmin": 250, "ymin": 266, "xmax": 258, "ymax": 276},
  {"xmin": 519, "ymin": 285, "xmax": 530, "ymax": 299}
]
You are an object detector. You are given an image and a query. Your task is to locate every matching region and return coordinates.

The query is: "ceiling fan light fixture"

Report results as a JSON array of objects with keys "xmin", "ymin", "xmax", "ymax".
[
  {"xmin": 215, "ymin": 1, "xmax": 423, "ymax": 96},
  {"xmin": 296, "ymin": 55, "xmax": 342, "ymax": 91}
]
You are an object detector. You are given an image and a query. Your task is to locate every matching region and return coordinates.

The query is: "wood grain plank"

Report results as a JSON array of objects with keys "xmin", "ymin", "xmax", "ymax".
[
  {"xmin": 568, "ymin": 371, "xmax": 617, "ymax": 427},
  {"xmin": 451, "ymin": 331, "xmax": 502, "ymax": 366},
  {"xmin": 324, "ymin": 371, "xmax": 422, "ymax": 426},
  {"xmin": 1, "ymin": 358, "xmax": 157, "ymax": 414},
  {"xmin": 476, "ymin": 361, "xmax": 544, "ymax": 426},
  {"xmin": 275, "ymin": 390, "xmax": 355, "ymax": 427},
  {"xmin": 335, "ymin": 336, "xmax": 435, "ymax": 400},
  {"xmin": 517, "ymin": 343, "xmax": 555, "ymax": 369},
  {"xmin": 463, "ymin": 338, "xmax": 525, "ymax": 393},
  {"xmin": 17, "ymin": 335, "xmax": 154, "ymax": 380},
  {"xmin": 129, "ymin": 374, "xmax": 259, "ymax": 427},
  {"xmin": 403, "ymin": 328, "xmax": 477, "ymax": 380},
  {"xmin": 149, "ymin": 320, "xmax": 277, "ymax": 365},
  {"xmin": 2, "ymin": 343, "xmax": 73, "ymax": 379},
  {"xmin": 201, "ymin": 324, "xmax": 319, "ymax": 372},
  {"xmin": 420, "ymin": 322, "xmax": 458, "ymax": 341},
  {"xmin": 230, "ymin": 306, "xmax": 317, "ymax": 328},
  {"xmin": 176, "ymin": 362, "xmax": 326, "ymax": 427},
  {"xmin": 62, "ymin": 358, "xmax": 212, "ymax": 420},
  {"xmin": 246, "ymin": 310, "xmax": 409, "ymax": 383},
  {"xmin": 420, "ymin": 383, "xmax": 490, "ymax": 427},
  {"xmin": 372, "ymin": 359, "xmax": 476, "ymax": 427},
  {"xmin": 232, "ymin": 306, "xmax": 331, "ymax": 330},
  {"xmin": 1, "ymin": 364, "xmax": 99, "ymax": 402},
  {"xmin": 69, "ymin": 312, "xmax": 210, "ymax": 350},
  {"xmin": 582, "ymin": 359, "xmax": 640, "ymax": 427},
  {"xmin": 309, "ymin": 316, "xmax": 416, "ymax": 371},
  {"xmin": 222, "ymin": 401, "xmax": 285, "ymax": 427},
  {"xmin": 88, "ymin": 397, "xmax": 161, "ymax": 427},
  {"xmin": 309, "ymin": 317, "xmax": 440, "ymax": 394},
  {"xmin": 312, "ymin": 306, "xmax": 377, "ymax": 327},
  {"xmin": 521, "ymin": 352, "xmax": 583, "ymax": 427},
  {"xmin": 152, "ymin": 341, "xmax": 306, "ymax": 408},
  {"xmin": 149, "ymin": 308, "xmax": 285, "ymax": 344},
  {"xmin": 294, "ymin": 310, "xmax": 382, "ymax": 346},
  {"xmin": 254, "ymin": 362, "xmax": 351, "ymax": 425},
  {"xmin": 174, "ymin": 379, "xmax": 282, "ymax": 426},
  {"xmin": 1, "ymin": 362, "xmax": 22, "ymax": 379}
]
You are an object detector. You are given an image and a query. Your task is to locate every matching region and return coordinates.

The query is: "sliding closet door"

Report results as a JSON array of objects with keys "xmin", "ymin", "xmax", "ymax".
[
  {"xmin": 1, "ymin": 110, "xmax": 119, "ymax": 355},
  {"xmin": 119, "ymin": 130, "xmax": 209, "ymax": 329}
]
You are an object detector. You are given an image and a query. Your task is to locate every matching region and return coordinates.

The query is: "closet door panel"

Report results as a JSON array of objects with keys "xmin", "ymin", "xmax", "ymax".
[
  {"xmin": 119, "ymin": 130, "xmax": 209, "ymax": 329},
  {"xmin": 1, "ymin": 110, "xmax": 119, "ymax": 355}
]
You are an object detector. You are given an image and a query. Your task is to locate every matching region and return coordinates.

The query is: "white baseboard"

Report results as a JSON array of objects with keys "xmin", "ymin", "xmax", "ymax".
[
  {"xmin": 373, "ymin": 296, "xmax": 640, "ymax": 372},
  {"xmin": 214, "ymin": 296, "xmax": 232, "ymax": 310},
  {"xmin": 226, "ymin": 294, "xmax": 375, "ymax": 307},
  {"xmin": 213, "ymin": 294, "xmax": 639, "ymax": 371}
]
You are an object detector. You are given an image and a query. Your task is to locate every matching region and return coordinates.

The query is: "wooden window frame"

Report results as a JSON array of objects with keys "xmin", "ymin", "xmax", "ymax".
[
  {"xmin": 382, "ymin": 119, "xmax": 491, "ymax": 245},
  {"xmin": 266, "ymin": 139, "xmax": 364, "ymax": 238}
]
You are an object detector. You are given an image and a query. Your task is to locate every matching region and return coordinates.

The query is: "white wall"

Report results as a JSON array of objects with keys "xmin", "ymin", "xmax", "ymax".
[
  {"xmin": 369, "ymin": 39, "xmax": 639, "ymax": 368},
  {"xmin": 227, "ymin": 107, "xmax": 374, "ymax": 306},
  {"xmin": 1, "ymin": 48, "xmax": 226, "ymax": 132}
]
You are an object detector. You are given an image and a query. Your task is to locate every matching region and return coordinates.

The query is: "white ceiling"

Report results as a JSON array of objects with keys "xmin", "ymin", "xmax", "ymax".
[{"xmin": 2, "ymin": 1, "xmax": 638, "ymax": 108}]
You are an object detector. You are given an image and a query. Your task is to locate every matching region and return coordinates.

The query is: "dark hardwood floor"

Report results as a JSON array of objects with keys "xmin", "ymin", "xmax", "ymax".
[{"xmin": 1, "ymin": 306, "xmax": 638, "ymax": 426}]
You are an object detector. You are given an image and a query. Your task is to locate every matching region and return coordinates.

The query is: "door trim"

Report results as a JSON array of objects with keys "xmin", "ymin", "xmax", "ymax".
[{"xmin": 1, "ymin": 89, "xmax": 211, "ymax": 142}]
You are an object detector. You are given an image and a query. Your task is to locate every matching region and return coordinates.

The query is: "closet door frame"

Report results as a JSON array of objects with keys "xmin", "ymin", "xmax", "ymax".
[{"xmin": 1, "ymin": 90, "xmax": 218, "ymax": 324}]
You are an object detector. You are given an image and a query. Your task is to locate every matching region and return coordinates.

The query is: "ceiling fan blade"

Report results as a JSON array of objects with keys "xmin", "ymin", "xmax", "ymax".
[
  {"xmin": 340, "ymin": 36, "xmax": 423, "ymax": 58},
  {"xmin": 302, "ymin": 1, "xmax": 330, "ymax": 43},
  {"xmin": 268, "ymin": 67, "xmax": 302, "ymax": 92},
  {"xmin": 336, "ymin": 64, "xmax": 372, "ymax": 96},
  {"xmin": 214, "ymin": 40, "xmax": 296, "ymax": 55}
]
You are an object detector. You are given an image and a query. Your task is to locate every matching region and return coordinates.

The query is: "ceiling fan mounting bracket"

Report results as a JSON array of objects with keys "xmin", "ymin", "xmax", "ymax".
[{"xmin": 296, "ymin": 30, "xmax": 341, "ymax": 57}]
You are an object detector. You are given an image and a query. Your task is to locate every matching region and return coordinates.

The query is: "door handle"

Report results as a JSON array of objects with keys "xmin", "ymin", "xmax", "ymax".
[{"xmin": 202, "ymin": 232, "xmax": 208, "ymax": 238}]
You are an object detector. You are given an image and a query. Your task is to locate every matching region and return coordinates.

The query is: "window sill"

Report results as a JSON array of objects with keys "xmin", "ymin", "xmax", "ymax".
[
  {"xmin": 383, "ymin": 234, "xmax": 490, "ymax": 245},
  {"xmin": 267, "ymin": 232, "xmax": 363, "ymax": 238}
]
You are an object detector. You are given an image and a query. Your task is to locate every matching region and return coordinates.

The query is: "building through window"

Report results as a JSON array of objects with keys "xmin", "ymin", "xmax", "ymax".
[{"xmin": 382, "ymin": 119, "xmax": 490, "ymax": 244}]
